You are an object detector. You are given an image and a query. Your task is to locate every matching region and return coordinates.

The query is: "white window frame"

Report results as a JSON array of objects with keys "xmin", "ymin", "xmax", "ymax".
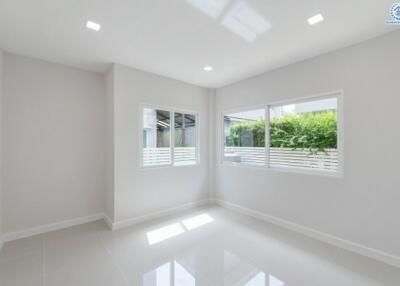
[
  {"xmin": 220, "ymin": 91, "xmax": 344, "ymax": 177},
  {"xmin": 140, "ymin": 103, "xmax": 200, "ymax": 169}
]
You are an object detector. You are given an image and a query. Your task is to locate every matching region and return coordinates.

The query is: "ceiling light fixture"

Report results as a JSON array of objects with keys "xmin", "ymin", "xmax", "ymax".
[
  {"xmin": 204, "ymin": 66, "xmax": 213, "ymax": 71},
  {"xmin": 307, "ymin": 14, "xmax": 324, "ymax": 25},
  {"xmin": 86, "ymin": 21, "xmax": 101, "ymax": 31}
]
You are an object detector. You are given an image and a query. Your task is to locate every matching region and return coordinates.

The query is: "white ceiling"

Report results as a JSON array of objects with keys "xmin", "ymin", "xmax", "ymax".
[{"xmin": 0, "ymin": 0, "xmax": 398, "ymax": 88}]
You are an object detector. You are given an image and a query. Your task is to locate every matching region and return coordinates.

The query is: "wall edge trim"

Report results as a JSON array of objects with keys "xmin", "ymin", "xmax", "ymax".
[
  {"xmin": 111, "ymin": 199, "xmax": 211, "ymax": 230},
  {"xmin": 103, "ymin": 213, "xmax": 114, "ymax": 230},
  {"xmin": 212, "ymin": 199, "xmax": 400, "ymax": 268},
  {"xmin": 2, "ymin": 213, "xmax": 104, "ymax": 242}
]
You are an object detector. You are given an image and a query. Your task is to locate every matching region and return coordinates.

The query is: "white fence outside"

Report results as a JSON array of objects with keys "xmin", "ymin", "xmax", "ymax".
[
  {"xmin": 174, "ymin": 147, "xmax": 196, "ymax": 165},
  {"xmin": 143, "ymin": 147, "xmax": 196, "ymax": 166},
  {"xmin": 224, "ymin": 147, "xmax": 338, "ymax": 172},
  {"xmin": 143, "ymin": 146, "xmax": 338, "ymax": 171},
  {"xmin": 143, "ymin": 147, "xmax": 170, "ymax": 166},
  {"xmin": 224, "ymin": 147, "xmax": 266, "ymax": 166}
]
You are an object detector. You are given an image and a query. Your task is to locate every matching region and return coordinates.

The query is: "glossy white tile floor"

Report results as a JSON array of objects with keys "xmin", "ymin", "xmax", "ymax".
[{"xmin": 1, "ymin": 206, "xmax": 399, "ymax": 286}]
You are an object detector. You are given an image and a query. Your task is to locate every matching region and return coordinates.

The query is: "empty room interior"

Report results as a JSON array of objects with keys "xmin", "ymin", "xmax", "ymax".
[{"xmin": 0, "ymin": 0, "xmax": 400, "ymax": 285}]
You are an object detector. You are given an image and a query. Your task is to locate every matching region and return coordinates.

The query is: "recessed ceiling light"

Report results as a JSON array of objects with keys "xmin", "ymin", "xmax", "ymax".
[
  {"xmin": 86, "ymin": 21, "xmax": 101, "ymax": 31},
  {"xmin": 204, "ymin": 66, "xmax": 213, "ymax": 71},
  {"xmin": 307, "ymin": 14, "xmax": 324, "ymax": 25}
]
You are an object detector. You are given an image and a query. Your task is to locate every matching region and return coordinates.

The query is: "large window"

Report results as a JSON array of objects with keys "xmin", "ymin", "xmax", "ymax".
[
  {"xmin": 222, "ymin": 93, "xmax": 342, "ymax": 175},
  {"xmin": 142, "ymin": 106, "xmax": 198, "ymax": 167},
  {"xmin": 224, "ymin": 109, "xmax": 266, "ymax": 166},
  {"xmin": 269, "ymin": 97, "xmax": 338, "ymax": 172}
]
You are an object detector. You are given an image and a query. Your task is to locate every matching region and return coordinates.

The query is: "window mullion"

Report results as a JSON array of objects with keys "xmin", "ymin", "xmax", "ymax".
[
  {"xmin": 171, "ymin": 111, "xmax": 175, "ymax": 166},
  {"xmin": 170, "ymin": 260, "xmax": 174, "ymax": 286},
  {"xmin": 196, "ymin": 113, "xmax": 199, "ymax": 164},
  {"xmin": 265, "ymin": 106, "xmax": 270, "ymax": 168}
]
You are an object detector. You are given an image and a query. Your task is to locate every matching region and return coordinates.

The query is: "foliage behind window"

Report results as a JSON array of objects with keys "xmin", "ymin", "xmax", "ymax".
[
  {"xmin": 225, "ymin": 118, "xmax": 265, "ymax": 147},
  {"xmin": 226, "ymin": 111, "xmax": 337, "ymax": 151}
]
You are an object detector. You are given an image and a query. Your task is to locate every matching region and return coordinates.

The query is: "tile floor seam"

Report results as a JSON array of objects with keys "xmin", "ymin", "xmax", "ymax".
[
  {"xmin": 42, "ymin": 234, "xmax": 46, "ymax": 286},
  {"xmin": 94, "ymin": 227, "xmax": 131, "ymax": 286},
  {"xmin": 312, "ymin": 246, "xmax": 341, "ymax": 286}
]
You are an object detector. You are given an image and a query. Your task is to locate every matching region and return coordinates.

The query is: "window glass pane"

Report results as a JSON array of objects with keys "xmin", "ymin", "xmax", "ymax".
[
  {"xmin": 174, "ymin": 113, "xmax": 197, "ymax": 166},
  {"xmin": 224, "ymin": 109, "xmax": 266, "ymax": 166},
  {"xmin": 269, "ymin": 97, "xmax": 338, "ymax": 172},
  {"xmin": 143, "ymin": 108, "xmax": 171, "ymax": 166}
]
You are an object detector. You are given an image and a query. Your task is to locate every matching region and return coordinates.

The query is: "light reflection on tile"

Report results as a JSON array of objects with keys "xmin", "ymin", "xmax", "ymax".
[
  {"xmin": 142, "ymin": 260, "xmax": 196, "ymax": 286},
  {"xmin": 174, "ymin": 260, "xmax": 195, "ymax": 286},
  {"xmin": 143, "ymin": 262, "xmax": 170, "ymax": 286},
  {"xmin": 186, "ymin": 0, "xmax": 229, "ymax": 19},
  {"xmin": 269, "ymin": 275, "xmax": 286, "ymax": 286},
  {"xmin": 244, "ymin": 272, "xmax": 265, "ymax": 286}
]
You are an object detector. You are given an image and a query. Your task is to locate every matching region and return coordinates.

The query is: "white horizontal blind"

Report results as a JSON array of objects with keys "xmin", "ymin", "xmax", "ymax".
[
  {"xmin": 173, "ymin": 147, "xmax": 196, "ymax": 166},
  {"xmin": 224, "ymin": 147, "xmax": 338, "ymax": 171},
  {"xmin": 143, "ymin": 147, "xmax": 171, "ymax": 167},
  {"xmin": 143, "ymin": 147, "xmax": 196, "ymax": 166},
  {"xmin": 270, "ymin": 148, "xmax": 338, "ymax": 172}
]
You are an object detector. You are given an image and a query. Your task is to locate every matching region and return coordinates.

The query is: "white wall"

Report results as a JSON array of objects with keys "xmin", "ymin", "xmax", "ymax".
[
  {"xmin": 0, "ymin": 54, "xmax": 210, "ymax": 234},
  {"xmin": 111, "ymin": 64, "xmax": 210, "ymax": 223},
  {"xmin": 215, "ymin": 30, "xmax": 400, "ymax": 257},
  {"xmin": 2, "ymin": 53, "xmax": 106, "ymax": 234},
  {"xmin": 0, "ymin": 50, "xmax": 3, "ymax": 243}
]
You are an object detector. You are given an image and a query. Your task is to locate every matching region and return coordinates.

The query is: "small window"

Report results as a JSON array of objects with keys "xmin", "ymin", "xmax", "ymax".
[
  {"xmin": 142, "ymin": 106, "xmax": 199, "ymax": 168},
  {"xmin": 223, "ymin": 109, "xmax": 266, "ymax": 166},
  {"xmin": 142, "ymin": 108, "xmax": 171, "ymax": 167},
  {"xmin": 269, "ymin": 97, "xmax": 338, "ymax": 172},
  {"xmin": 174, "ymin": 112, "xmax": 198, "ymax": 166}
]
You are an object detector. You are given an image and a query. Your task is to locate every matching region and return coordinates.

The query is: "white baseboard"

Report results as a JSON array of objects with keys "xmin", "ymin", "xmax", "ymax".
[
  {"xmin": 2, "ymin": 213, "xmax": 104, "ymax": 242},
  {"xmin": 213, "ymin": 199, "xmax": 400, "ymax": 268},
  {"xmin": 0, "ymin": 200, "xmax": 211, "ymax": 245},
  {"xmin": 103, "ymin": 213, "xmax": 114, "ymax": 230},
  {"xmin": 112, "ymin": 199, "xmax": 211, "ymax": 230}
]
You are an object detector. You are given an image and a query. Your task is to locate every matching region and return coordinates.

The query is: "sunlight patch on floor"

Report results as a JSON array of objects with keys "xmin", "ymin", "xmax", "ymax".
[{"xmin": 147, "ymin": 213, "xmax": 214, "ymax": 245}]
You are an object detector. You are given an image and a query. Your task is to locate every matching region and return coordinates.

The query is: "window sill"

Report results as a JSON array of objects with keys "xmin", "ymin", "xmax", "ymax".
[
  {"xmin": 140, "ymin": 162, "xmax": 200, "ymax": 170},
  {"xmin": 219, "ymin": 161, "xmax": 343, "ymax": 178}
]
